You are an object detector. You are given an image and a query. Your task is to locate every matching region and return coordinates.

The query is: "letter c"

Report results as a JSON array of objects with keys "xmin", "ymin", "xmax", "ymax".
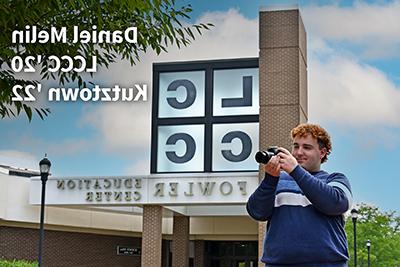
[
  {"xmin": 166, "ymin": 133, "xmax": 196, "ymax": 163},
  {"xmin": 221, "ymin": 131, "xmax": 252, "ymax": 162},
  {"xmin": 167, "ymin": 79, "xmax": 196, "ymax": 109}
]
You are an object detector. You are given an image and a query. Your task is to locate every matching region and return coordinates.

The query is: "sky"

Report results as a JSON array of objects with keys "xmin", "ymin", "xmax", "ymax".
[{"xmin": 1, "ymin": 0, "xmax": 399, "ymax": 213}]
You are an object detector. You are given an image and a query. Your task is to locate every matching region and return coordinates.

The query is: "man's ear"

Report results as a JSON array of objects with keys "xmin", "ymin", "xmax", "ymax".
[{"xmin": 320, "ymin": 147, "xmax": 327, "ymax": 160}]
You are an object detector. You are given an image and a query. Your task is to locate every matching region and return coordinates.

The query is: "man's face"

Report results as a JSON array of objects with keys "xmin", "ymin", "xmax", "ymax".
[{"xmin": 291, "ymin": 134, "xmax": 327, "ymax": 172}]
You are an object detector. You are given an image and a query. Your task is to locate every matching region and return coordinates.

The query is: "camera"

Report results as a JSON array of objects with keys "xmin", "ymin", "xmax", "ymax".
[{"xmin": 255, "ymin": 146, "xmax": 280, "ymax": 164}]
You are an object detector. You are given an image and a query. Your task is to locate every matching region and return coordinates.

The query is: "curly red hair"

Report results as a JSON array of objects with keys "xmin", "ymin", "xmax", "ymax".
[{"xmin": 290, "ymin": 123, "xmax": 332, "ymax": 163}]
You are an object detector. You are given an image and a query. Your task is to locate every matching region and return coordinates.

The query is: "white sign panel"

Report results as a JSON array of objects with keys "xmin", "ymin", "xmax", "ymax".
[
  {"xmin": 29, "ymin": 173, "xmax": 259, "ymax": 206},
  {"xmin": 212, "ymin": 122, "xmax": 259, "ymax": 171},
  {"xmin": 213, "ymin": 68, "xmax": 259, "ymax": 116},
  {"xmin": 157, "ymin": 125, "xmax": 204, "ymax": 172},
  {"xmin": 29, "ymin": 177, "xmax": 147, "ymax": 205},
  {"xmin": 158, "ymin": 71, "xmax": 205, "ymax": 118}
]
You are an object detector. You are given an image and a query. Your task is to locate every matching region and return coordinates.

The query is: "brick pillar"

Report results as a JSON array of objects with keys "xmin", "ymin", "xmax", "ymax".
[
  {"xmin": 172, "ymin": 213, "xmax": 189, "ymax": 267},
  {"xmin": 258, "ymin": 7, "xmax": 307, "ymax": 267},
  {"xmin": 194, "ymin": 240, "xmax": 205, "ymax": 267},
  {"xmin": 141, "ymin": 205, "xmax": 163, "ymax": 267}
]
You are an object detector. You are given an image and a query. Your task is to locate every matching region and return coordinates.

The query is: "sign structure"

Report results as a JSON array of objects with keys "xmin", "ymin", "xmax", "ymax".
[
  {"xmin": 29, "ymin": 173, "xmax": 259, "ymax": 206},
  {"xmin": 117, "ymin": 246, "xmax": 141, "ymax": 256},
  {"xmin": 29, "ymin": 58, "xmax": 261, "ymax": 210},
  {"xmin": 151, "ymin": 58, "xmax": 259, "ymax": 173}
]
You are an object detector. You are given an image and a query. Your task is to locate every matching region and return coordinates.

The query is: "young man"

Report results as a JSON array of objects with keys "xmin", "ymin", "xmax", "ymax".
[{"xmin": 247, "ymin": 123, "xmax": 352, "ymax": 266}]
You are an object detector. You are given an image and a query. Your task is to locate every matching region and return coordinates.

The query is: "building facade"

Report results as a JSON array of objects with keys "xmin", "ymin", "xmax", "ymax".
[{"xmin": 0, "ymin": 7, "xmax": 307, "ymax": 267}]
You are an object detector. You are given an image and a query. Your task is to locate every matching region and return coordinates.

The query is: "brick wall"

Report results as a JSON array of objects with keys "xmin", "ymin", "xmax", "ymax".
[
  {"xmin": 0, "ymin": 226, "xmax": 141, "ymax": 267},
  {"xmin": 258, "ymin": 8, "xmax": 307, "ymax": 267},
  {"xmin": 259, "ymin": 9, "xmax": 307, "ymax": 153},
  {"xmin": 172, "ymin": 214, "xmax": 189, "ymax": 267},
  {"xmin": 141, "ymin": 205, "xmax": 163, "ymax": 267},
  {"xmin": 194, "ymin": 240, "xmax": 204, "ymax": 267}
]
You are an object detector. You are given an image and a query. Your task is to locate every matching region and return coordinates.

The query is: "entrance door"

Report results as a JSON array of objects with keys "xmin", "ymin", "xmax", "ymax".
[{"xmin": 205, "ymin": 241, "xmax": 258, "ymax": 267}]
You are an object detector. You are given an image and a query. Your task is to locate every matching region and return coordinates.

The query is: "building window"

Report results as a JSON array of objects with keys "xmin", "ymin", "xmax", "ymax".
[{"xmin": 205, "ymin": 241, "xmax": 257, "ymax": 267}]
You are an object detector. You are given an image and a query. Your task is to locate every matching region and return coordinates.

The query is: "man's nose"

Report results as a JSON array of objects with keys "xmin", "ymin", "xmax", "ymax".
[{"xmin": 296, "ymin": 147, "xmax": 305, "ymax": 155}]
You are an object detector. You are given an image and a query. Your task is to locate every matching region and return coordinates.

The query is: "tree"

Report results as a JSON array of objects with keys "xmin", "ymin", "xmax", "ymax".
[
  {"xmin": 345, "ymin": 203, "xmax": 400, "ymax": 267},
  {"xmin": 0, "ymin": 0, "xmax": 212, "ymax": 121}
]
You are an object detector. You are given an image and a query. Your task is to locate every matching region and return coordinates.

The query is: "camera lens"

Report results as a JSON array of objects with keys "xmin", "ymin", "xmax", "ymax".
[
  {"xmin": 255, "ymin": 151, "xmax": 272, "ymax": 164},
  {"xmin": 255, "ymin": 146, "xmax": 280, "ymax": 164}
]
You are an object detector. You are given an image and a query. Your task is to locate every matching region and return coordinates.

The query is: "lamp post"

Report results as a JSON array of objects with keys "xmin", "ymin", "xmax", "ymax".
[
  {"xmin": 366, "ymin": 239, "xmax": 371, "ymax": 267},
  {"xmin": 38, "ymin": 156, "xmax": 51, "ymax": 267},
  {"xmin": 351, "ymin": 208, "xmax": 358, "ymax": 267}
]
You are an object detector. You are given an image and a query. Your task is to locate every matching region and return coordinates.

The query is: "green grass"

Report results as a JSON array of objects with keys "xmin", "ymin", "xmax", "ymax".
[{"xmin": 0, "ymin": 259, "xmax": 37, "ymax": 267}]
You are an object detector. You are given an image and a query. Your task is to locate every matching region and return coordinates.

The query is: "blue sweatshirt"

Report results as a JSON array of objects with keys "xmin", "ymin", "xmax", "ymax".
[{"xmin": 246, "ymin": 165, "xmax": 352, "ymax": 265}]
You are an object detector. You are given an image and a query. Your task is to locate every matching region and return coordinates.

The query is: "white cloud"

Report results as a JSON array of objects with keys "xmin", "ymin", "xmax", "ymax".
[
  {"xmin": 81, "ymin": 102, "xmax": 151, "ymax": 153},
  {"xmin": 302, "ymin": 1, "xmax": 400, "ymax": 129},
  {"xmin": 15, "ymin": 133, "xmax": 94, "ymax": 156},
  {"xmin": 302, "ymin": 1, "xmax": 400, "ymax": 58},
  {"xmin": 0, "ymin": 150, "xmax": 39, "ymax": 170},
  {"xmin": 124, "ymin": 159, "xmax": 150, "ymax": 175},
  {"xmin": 46, "ymin": 138, "xmax": 94, "ymax": 156},
  {"xmin": 308, "ymin": 53, "xmax": 400, "ymax": 127},
  {"xmin": 177, "ymin": 8, "xmax": 259, "ymax": 60}
]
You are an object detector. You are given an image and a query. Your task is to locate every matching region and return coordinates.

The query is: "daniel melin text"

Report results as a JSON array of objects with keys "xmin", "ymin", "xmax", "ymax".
[{"xmin": 10, "ymin": 25, "xmax": 147, "ymax": 102}]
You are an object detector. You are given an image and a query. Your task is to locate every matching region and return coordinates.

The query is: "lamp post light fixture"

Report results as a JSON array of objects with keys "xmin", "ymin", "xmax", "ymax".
[
  {"xmin": 38, "ymin": 156, "xmax": 51, "ymax": 267},
  {"xmin": 366, "ymin": 239, "xmax": 371, "ymax": 267},
  {"xmin": 351, "ymin": 208, "xmax": 358, "ymax": 267}
]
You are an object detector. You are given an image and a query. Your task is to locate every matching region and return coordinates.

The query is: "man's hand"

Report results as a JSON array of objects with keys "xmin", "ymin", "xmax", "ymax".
[
  {"xmin": 277, "ymin": 147, "xmax": 298, "ymax": 173},
  {"xmin": 263, "ymin": 155, "xmax": 281, "ymax": 177}
]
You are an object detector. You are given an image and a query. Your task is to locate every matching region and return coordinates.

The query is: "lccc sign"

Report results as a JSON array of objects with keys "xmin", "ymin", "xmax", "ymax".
[
  {"xmin": 151, "ymin": 58, "xmax": 259, "ymax": 173},
  {"xmin": 29, "ymin": 58, "xmax": 261, "ymax": 209}
]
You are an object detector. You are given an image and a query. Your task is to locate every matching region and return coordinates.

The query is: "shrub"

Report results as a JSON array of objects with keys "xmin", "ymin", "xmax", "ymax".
[{"xmin": 0, "ymin": 259, "xmax": 37, "ymax": 267}]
